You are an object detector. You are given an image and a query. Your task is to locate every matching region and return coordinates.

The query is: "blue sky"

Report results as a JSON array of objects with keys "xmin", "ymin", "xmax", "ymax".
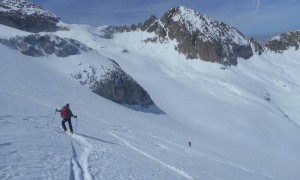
[{"xmin": 31, "ymin": 0, "xmax": 300, "ymax": 39}]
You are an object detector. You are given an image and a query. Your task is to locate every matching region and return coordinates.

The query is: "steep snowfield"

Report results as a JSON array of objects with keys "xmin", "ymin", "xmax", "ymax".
[
  {"xmin": 0, "ymin": 44, "xmax": 196, "ymax": 179},
  {"xmin": 1, "ymin": 23, "xmax": 300, "ymax": 180},
  {"xmin": 98, "ymin": 32, "xmax": 300, "ymax": 180}
]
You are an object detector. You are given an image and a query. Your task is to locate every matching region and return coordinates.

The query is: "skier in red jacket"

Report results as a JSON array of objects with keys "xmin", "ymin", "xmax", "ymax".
[{"xmin": 56, "ymin": 103, "xmax": 77, "ymax": 133}]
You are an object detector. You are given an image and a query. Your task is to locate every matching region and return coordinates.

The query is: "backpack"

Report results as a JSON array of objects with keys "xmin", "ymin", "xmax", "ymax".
[{"xmin": 61, "ymin": 106, "xmax": 70, "ymax": 119}]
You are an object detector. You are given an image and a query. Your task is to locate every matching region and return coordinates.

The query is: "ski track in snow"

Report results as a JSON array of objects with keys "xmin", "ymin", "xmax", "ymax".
[
  {"xmin": 0, "ymin": 113, "xmax": 274, "ymax": 179},
  {"xmin": 70, "ymin": 142, "xmax": 84, "ymax": 180},
  {"xmin": 149, "ymin": 135, "xmax": 274, "ymax": 179},
  {"xmin": 68, "ymin": 133, "xmax": 93, "ymax": 180},
  {"xmin": 109, "ymin": 131, "xmax": 194, "ymax": 180}
]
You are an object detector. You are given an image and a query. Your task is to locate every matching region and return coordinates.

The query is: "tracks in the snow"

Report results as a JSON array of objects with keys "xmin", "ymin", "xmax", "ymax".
[
  {"xmin": 67, "ymin": 132, "xmax": 118, "ymax": 180},
  {"xmin": 70, "ymin": 142, "xmax": 84, "ymax": 180},
  {"xmin": 110, "ymin": 131, "xmax": 194, "ymax": 180},
  {"xmin": 68, "ymin": 133, "xmax": 93, "ymax": 180},
  {"xmin": 65, "ymin": 120, "xmax": 273, "ymax": 180}
]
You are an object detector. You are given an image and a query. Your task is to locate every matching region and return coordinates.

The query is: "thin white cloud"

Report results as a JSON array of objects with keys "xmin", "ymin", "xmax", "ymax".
[{"xmin": 254, "ymin": 0, "xmax": 261, "ymax": 13}]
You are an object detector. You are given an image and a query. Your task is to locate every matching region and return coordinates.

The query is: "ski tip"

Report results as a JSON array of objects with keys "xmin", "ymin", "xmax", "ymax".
[{"xmin": 65, "ymin": 131, "xmax": 74, "ymax": 135}]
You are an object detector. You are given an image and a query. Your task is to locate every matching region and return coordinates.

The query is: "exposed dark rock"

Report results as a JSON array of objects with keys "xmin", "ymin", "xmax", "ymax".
[
  {"xmin": 72, "ymin": 60, "xmax": 155, "ymax": 108},
  {"xmin": 265, "ymin": 31, "xmax": 300, "ymax": 53},
  {"xmin": 0, "ymin": 34, "xmax": 92, "ymax": 57},
  {"xmin": 140, "ymin": 15, "xmax": 167, "ymax": 43},
  {"xmin": 140, "ymin": 15, "xmax": 158, "ymax": 32},
  {"xmin": 249, "ymin": 38, "xmax": 264, "ymax": 55},
  {"xmin": 0, "ymin": 0, "xmax": 66, "ymax": 32},
  {"xmin": 158, "ymin": 6, "xmax": 253, "ymax": 66}
]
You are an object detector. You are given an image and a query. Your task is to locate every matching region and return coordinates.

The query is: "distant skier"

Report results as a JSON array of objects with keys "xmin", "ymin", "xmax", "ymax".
[
  {"xmin": 56, "ymin": 103, "xmax": 77, "ymax": 133},
  {"xmin": 188, "ymin": 141, "xmax": 191, "ymax": 147}
]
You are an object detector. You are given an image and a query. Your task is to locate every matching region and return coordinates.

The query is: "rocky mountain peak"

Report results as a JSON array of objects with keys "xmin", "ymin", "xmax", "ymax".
[
  {"xmin": 0, "ymin": 0, "xmax": 58, "ymax": 19},
  {"xmin": 0, "ymin": 0, "xmax": 65, "ymax": 32},
  {"xmin": 162, "ymin": 6, "xmax": 248, "ymax": 45},
  {"xmin": 265, "ymin": 30, "xmax": 300, "ymax": 53},
  {"xmin": 163, "ymin": 6, "xmax": 211, "ymax": 34},
  {"xmin": 155, "ymin": 6, "xmax": 253, "ymax": 65},
  {"xmin": 140, "ymin": 15, "xmax": 159, "ymax": 32},
  {"xmin": 95, "ymin": 5, "xmax": 254, "ymax": 65},
  {"xmin": 103, "ymin": 6, "xmax": 253, "ymax": 65}
]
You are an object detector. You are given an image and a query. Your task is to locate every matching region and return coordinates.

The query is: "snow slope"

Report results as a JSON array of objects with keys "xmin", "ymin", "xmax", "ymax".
[{"xmin": 1, "ymin": 23, "xmax": 300, "ymax": 180}]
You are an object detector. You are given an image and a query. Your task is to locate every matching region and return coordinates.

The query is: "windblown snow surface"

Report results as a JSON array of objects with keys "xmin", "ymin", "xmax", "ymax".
[{"xmin": 1, "ymin": 24, "xmax": 300, "ymax": 180}]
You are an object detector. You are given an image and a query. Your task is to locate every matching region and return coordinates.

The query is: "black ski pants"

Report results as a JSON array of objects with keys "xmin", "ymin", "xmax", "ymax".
[{"xmin": 62, "ymin": 119, "xmax": 73, "ymax": 133}]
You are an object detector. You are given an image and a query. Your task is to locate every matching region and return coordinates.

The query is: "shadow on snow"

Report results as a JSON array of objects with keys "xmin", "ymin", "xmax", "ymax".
[{"xmin": 76, "ymin": 133, "xmax": 118, "ymax": 145}]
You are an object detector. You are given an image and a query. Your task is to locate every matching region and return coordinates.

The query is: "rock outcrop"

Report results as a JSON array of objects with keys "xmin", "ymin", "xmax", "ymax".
[
  {"xmin": 249, "ymin": 38, "xmax": 264, "ymax": 55},
  {"xmin": 265, "ymin": 31, "xmax": 300, "ymax": 53},
  {"xmin": 0, "ymin": 0, "xmax": 65, "ymax": 32},
  {"xmin": 72, "ymin": 60, "xmax": 155, "ymax": 108},
  {"xmin": 0, "ymin": 34, "xmax": 92, "ymax": 57}
]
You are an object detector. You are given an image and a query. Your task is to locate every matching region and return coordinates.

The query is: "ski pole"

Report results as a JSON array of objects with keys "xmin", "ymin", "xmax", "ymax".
[
  {"xmin": 75, "ymin": 117, "xmax": 78, "ymax": 133},
  {"xmin": 51, "ymin": 110, "xmax": 56, "ymax": 126}
]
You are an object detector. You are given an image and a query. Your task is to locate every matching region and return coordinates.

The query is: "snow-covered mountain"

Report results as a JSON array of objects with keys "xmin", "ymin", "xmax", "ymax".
[
  {"xmin": 1, "ymin": 1, "xmax": 300, "ymax": 180},
  {"xmin": 100, "ymin": 6, "xmax": 253, "ymax": 66},
  {"xmin": 0, "ymin": 0, "xmax": 156, "ymax": 109}
]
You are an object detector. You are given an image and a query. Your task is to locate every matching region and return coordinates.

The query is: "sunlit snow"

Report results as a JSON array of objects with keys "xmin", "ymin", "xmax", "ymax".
[{"xmin": 1, "ymin": 18, "xmax": 300, "ymax": 180}]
